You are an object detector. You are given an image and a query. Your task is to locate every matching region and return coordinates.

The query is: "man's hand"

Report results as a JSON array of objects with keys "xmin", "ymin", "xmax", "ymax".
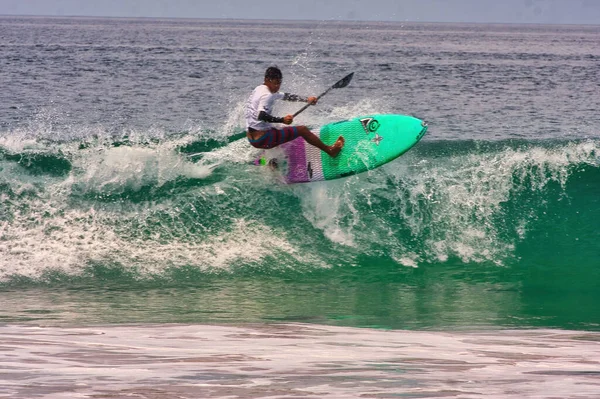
[
  {"xmin": 283, "ymin": 115, "xmax": 294, "ymax": 125},
  {"xmin": 307, "ymin": 96, "xmax": 318, "ymax": 105}
]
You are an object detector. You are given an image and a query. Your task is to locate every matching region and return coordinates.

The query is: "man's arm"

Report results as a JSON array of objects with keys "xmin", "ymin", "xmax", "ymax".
[
  {"xmin": 258, "ymin": 111, "xmax": 284, "ymax": 124},
  {"xmin": 284, "ymin": 93, "xmax": 318, "ymax": 105},
  {"xmin": 283, "ymin": 93, "xmax": 309, "ymax": 102}
]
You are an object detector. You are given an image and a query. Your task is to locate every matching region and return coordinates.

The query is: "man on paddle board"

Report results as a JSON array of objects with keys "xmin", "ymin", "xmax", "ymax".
[{"xmin": 245, "ymin": 66, "xmax": 345, "ymax": 157}]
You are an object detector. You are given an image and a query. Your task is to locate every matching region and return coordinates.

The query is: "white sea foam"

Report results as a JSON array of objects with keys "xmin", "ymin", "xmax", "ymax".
[
  {"xmin": 72, "ymin": 145, "xmax": 216, "ymax": 195},
  {"xmin": 1, "ymin": 323, "xmax": 598, "ymax": 399},
  {"xmin": 0, "ymin": 207, "xmax": 315, "ymax": 281},
  {"xmin": 298, "ymin": 181, "xmax": 358, "ymax": 247}
]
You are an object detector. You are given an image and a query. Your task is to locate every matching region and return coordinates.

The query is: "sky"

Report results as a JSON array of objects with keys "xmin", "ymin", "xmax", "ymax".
[{"xmin": 0, "ymin": 0, "xmax": 599, "ymax": 25}]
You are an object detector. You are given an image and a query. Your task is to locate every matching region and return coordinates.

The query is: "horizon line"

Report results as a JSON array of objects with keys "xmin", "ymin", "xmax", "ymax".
[{"xmin": 1, "ymin": 13, "xmax": 599, "ymax": 27}]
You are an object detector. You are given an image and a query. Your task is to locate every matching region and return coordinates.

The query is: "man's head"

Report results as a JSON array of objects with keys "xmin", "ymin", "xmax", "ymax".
[{"xmin": 264, "ymin": 66, "xmax": 282, "ymax": 93}]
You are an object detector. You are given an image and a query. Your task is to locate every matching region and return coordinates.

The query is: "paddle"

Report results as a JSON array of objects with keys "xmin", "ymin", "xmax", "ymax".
[{"xmin": 293, "ymin": 72, "xmax": 354, "ymax": 117}]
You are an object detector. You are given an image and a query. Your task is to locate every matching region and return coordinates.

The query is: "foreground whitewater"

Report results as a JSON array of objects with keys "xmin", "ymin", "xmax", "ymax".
[{"xmin": 2, "ymin": 323, "xmax": 599, "ymax": 398}]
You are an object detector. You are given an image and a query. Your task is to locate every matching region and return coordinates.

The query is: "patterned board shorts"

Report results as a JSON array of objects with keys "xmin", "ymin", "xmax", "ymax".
[{"xmin": 248, "ymin": 126, "xmax": 300, "ymax": 149}]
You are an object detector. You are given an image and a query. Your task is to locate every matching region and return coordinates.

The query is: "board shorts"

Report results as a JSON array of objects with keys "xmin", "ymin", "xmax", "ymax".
[{"xmin": 248, "ymin": 126, "xmax": 300, "ymax": 149}]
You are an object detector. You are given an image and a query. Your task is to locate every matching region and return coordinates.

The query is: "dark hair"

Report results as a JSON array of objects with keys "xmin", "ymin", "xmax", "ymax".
[{"xmin": 265, "ymin": 66, "xmax": 282, "ymax": 80}]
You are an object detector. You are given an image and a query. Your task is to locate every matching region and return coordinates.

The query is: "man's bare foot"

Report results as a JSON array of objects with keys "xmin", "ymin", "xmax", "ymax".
[{"xmin": 327, "ymin": 136, "xmax": 345, "ymax": 157}]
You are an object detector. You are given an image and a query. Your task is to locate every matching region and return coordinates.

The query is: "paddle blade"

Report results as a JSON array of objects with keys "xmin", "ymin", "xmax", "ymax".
[{"xmin": 332, "ymin": 72, "xmax": 354, "ymax": 89}]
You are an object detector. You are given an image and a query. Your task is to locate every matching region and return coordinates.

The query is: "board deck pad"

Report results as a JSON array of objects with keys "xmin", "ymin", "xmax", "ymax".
[{"xmin": 257, "ymin": 114, "xmax": 428, "ymax": 184}]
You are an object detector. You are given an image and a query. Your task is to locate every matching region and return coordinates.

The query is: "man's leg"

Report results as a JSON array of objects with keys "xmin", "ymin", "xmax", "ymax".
[{"xmin": 296, "ymin": 126, "xmax": 345, "ymax": 157}]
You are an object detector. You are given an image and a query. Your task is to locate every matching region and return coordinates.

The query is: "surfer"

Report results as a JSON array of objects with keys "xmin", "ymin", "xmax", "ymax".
[{"xmin": 245, "ymin": 66, "xmax": 345, "ymax": 157}]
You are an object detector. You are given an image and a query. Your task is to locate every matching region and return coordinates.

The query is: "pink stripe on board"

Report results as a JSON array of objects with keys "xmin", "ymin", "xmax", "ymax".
[{"xmin": 281, "ymin": 138, "xmax": 308, "ymax": 183}]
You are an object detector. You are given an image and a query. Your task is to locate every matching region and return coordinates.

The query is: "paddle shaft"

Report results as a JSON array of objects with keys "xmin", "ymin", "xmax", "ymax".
[
  {"xmin": 293, "ymin": 73, "xmax": 354, "ymax": 117},
  {"xmin": 293, "ymin": 86, "xmax": 336, "ymax": 117}
]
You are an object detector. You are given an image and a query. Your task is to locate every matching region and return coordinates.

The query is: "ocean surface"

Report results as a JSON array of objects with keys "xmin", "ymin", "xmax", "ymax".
[{"xmin": 1, "ymin": 16, "xmax": 599, "ymax": 398}]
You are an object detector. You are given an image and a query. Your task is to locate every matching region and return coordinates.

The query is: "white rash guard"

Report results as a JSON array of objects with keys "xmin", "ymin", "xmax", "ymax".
[{"xmin": 245, "ymin": 84, "xmax": 308, "ymax": 131}]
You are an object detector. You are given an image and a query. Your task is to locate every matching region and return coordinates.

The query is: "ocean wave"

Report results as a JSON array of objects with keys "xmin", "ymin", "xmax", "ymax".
[{"xmin": 1, "ymin": 134, "xmax": 598, "ymax": 283}]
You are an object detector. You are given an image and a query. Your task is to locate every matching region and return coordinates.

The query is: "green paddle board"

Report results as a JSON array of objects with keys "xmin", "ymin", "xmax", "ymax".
[{"xmin": 256, "ymin": 114, "xmax": 428, "ymax": 183}]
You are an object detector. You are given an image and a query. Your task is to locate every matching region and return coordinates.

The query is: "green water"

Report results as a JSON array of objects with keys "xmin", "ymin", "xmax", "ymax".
[
  {"xmin": 2, "ymin": 251, "xmax": 598, "ymax": 330},
  {"xmin": 1, "ymin": 132, "xmax": 599, "ymax": 331}
]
